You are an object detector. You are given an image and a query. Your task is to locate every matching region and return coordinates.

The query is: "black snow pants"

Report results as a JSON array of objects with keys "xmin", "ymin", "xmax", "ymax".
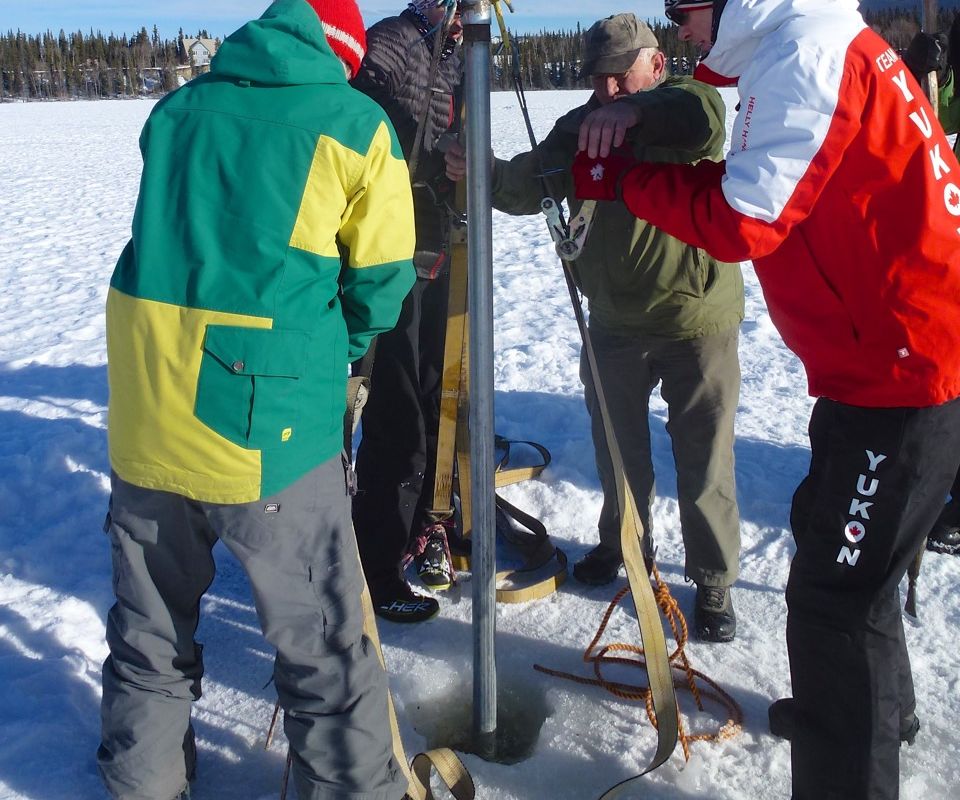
[
  {"xmin": 352, "ymin": 272, "xmax": 449, "ymax": 594},
  {"xmin": 932, "ymin": 467, "xmax": 960, "ymax": 530},
  {"xmin": 786, "ymin": 396, "xmax": 960, "ymax": 800}
]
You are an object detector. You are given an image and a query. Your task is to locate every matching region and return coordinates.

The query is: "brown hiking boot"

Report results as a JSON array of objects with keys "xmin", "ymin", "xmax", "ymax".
[{"xmin": 694, "ymin": 584, "xmax": 736, "ymax": 643}]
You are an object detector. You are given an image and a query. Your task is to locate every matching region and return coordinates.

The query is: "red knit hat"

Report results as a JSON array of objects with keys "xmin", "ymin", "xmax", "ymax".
[{"xmin": 305, "ymin": 0, "xmax": 367, "ymax": 77}]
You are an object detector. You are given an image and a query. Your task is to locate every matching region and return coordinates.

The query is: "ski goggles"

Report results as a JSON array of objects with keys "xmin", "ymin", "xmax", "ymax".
[
  {"xmin": 664, "ymin": 1, "xmax": 714, "ymax": 26},
  {"xmin": 415, "ymin": 0, "xmax": 462, "ymax": 12},
  {"xmin": 664, "ymin": 7, "xmax": 687, "ymax": 25}
]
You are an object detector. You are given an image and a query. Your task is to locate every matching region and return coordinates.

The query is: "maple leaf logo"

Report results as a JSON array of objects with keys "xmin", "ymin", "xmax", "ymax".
[
  {"xmin": 948, "ymin": 185, "xmax": 960, "ymax": 213},
  {"xmin": 590, "ymin": 163, "xmax": 605, "ymax": 181},
  {"xmin": 844, "ymin": 521, "xmax": 866, "ymax": 544}
]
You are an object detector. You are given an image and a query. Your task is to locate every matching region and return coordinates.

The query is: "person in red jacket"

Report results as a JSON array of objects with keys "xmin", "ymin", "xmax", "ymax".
[{"xmin": 574, "ymin": 1, "xmax": 960, "ymax": 798}]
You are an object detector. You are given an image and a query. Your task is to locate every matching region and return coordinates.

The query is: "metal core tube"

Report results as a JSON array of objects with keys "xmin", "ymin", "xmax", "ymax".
[{"xmin": 461, "ymin": 0, "xmax": 497, "ymax": 754}]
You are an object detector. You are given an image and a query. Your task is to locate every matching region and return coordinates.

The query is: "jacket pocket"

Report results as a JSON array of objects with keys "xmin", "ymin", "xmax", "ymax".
[
  {"xmin": 668, "ymin": 251, "xmax": 708, "ymax": 299},
  {"xmin": 311, "ymin": 562, "xmax": 364, "ymax": 653},
  {"xmin": 195, "ymin": 325, "xmax": 310, "ymax": 450},
  {"xmin": 309, "ymin": 532, "xmax": 364, "ymax": 653}
]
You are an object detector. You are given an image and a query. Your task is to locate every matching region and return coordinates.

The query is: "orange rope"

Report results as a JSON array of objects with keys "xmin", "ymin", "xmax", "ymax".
[{"xmin": 534, "ymin": 564, "xmax": 743, "ymax": 762}]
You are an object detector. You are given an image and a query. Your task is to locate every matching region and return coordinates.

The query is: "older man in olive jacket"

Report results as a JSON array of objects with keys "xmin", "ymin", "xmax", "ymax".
[{"xmin": 446, "ymin": 13, "xmax": 743, "ymax": 642}]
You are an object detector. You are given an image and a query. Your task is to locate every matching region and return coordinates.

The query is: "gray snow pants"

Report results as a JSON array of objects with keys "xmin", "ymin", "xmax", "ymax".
[
  {"xmin": 580, "ymin": 325, "xmax": 742, "ymax": 586},
  {"xmin": 97, "ymin": 455, "xmax": 405, "ymax": 800}
]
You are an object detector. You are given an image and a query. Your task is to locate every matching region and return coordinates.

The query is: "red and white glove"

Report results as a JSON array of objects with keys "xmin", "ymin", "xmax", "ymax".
[{"xmin": 571, "ymin": 147, "xmax": 638, "ymax": 202}]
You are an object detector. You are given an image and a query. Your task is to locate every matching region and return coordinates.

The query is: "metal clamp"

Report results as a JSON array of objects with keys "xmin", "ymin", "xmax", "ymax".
[
  {"xmin": 540, "ymin": 196, "xmax": 568, "ymax": 248},
  {"xmin": 540, "ymin": 197, "xmax": 596, "ymax": 261}
]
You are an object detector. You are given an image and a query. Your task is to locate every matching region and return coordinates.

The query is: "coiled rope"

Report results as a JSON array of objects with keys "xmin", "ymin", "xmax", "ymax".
[{"xmin": 534, "ymin": 565, "xmax": 743, "ymax": 761}]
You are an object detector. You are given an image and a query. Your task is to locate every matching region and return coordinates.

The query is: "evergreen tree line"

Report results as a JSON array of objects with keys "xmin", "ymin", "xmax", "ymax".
[
  {"xmin": 0, "ymin": 26, "xmax": 213, "ymax": 100},
  {"xmin": 1, "ymin": 8, "xmax": 955, "ymax": 101},
  {"xmin": 492, "ymin": 21, "xmax": 699, "ymax": 90}
]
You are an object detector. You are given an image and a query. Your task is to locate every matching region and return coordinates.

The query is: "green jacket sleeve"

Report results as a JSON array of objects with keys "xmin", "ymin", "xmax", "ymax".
[
  {"xmin": 490, "ymin": 77, "xmax": 726, "ymax": 219},
  {"xmin": 619, "ymin": 76, "xmax": 727, "ymax": 161},
  {"xmin": 490, "ymin": 123, "xmax": 574, "ymax": 216},
  {"xmin": 338, "ymin": 119, "xmax": 416, "ymax": 361},
  {"xmin": 938, "ymin": 73, "xmax": 960, "ymax": 139}
]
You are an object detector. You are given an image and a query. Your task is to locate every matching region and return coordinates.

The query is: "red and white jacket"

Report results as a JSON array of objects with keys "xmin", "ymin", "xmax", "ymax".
[{"xmin": 621, "ymin": 0, "xmax": 960, "ymax": 407}]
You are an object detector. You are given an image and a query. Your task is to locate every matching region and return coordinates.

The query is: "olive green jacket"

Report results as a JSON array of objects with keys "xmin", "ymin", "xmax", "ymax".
[
  {"xmin": 491, "ymin": 76, "xmax": 744, "ymax": 338},
  {"xmin": 938, "ymin": 72, "xmax": 960, "ymax": 155}
]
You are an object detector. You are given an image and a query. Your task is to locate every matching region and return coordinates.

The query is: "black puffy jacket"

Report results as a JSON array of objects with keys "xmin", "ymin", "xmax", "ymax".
[{"xmin": 351, "ymin": 10, "xmax": 462, "ymax": 278}]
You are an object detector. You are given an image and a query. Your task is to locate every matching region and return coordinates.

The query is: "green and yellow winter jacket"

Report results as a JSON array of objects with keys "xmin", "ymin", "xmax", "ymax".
[
  {"xmin": 107, "ymin": 0, "xmax": 415, "ymax": 504},
  {"xmin": 492, "ymin": 76, "xmax": 743, "ymax": 338}
]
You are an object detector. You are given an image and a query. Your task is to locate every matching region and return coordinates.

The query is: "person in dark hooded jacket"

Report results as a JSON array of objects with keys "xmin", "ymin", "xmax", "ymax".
[{"xmin": 350, "ymin": 0, "xmax": 464, "ymax": 623}]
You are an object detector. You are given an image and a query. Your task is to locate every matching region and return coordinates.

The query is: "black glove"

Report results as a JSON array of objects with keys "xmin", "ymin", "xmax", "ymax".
[{"xmin": 904, "ymin": 32, "xmax": 949, "ymax": 85}]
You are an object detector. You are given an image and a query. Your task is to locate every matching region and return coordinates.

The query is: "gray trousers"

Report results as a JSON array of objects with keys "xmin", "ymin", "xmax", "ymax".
[
  {"xmin": 580, "ymin": 325, "xmax": 741, "ymax": 587},
  {"xmin": 97, "ymin": 455, "xmax": 405, "ymax": 800}
]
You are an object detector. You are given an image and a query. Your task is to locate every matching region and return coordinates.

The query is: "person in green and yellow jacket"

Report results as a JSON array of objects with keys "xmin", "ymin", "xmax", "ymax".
[
  {"xmin": 446, "ymin": 14, "xmax": 744, "ymax": 642},
  {"xmin": 97, "ymin": 2, "xmax": 414, "ymax": 798}
]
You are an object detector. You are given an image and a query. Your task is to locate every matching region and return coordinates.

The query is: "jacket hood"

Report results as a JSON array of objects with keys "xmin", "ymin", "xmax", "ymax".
[
  {"xmin": 696, "ymin": 0, "xmax": 863, "ymax": 86},
  {"xmin": 211, "ymin": 0, "xmax": 347, "ymax": 87}
]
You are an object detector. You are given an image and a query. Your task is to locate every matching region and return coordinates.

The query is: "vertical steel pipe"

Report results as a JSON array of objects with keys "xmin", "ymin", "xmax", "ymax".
[{"xmin": 461, "ymin": 0, "xmax": 497, "ymax": 755}]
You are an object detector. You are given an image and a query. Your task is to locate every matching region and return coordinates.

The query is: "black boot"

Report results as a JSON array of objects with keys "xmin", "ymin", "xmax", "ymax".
[
  {"xmin": 371, "ymin": 579, "xmax": 439, "ymax": 623},
  {"xmin": 926, "ymin": 523, "xmax": 960, "ymax": 554},
  {"xmin": 768, "ymin": 697, "xmax": 796, "ymax": 740},
  {"xmin": 572, "ymin": 544, "xmax": 623, "ymax": 585},
  {"xmin": 768, "ymin": 697, "xmax": 920, "ymax": 746},
  {"xmin": 694, "ymin": 584, "xmax": 736, "ymax": 643},
  {"xmin": 900, "ymin": 712, "xmax": 921, "ymax": 746}
]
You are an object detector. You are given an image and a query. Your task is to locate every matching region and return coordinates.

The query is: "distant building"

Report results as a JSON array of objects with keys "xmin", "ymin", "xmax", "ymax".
[{"xmin": 180, "ymin": 36, "xmax": 219, "ymax": 73}]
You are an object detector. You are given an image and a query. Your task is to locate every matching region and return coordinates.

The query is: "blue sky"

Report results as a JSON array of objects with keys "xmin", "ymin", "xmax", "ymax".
[{"xmin": 0, "ymin": 1, "xmax": 669, "ymax": 38}]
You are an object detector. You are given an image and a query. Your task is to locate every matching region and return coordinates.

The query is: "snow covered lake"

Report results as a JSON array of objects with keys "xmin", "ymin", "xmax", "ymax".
[{"xmin": 1, "ymin": 89, "xmax": 958, "ymax": 799}]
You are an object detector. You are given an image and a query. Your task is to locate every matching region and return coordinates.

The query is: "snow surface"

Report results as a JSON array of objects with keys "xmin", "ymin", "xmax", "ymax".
[{"xmin": 1, "ymin": 90, "xmax": 958, "ymax": 800}]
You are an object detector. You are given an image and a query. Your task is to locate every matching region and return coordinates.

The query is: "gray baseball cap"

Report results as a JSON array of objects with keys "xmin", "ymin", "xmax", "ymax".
[{"xmin": 582, "ymin": 13, "xmax": 660, "ymax": 76}]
